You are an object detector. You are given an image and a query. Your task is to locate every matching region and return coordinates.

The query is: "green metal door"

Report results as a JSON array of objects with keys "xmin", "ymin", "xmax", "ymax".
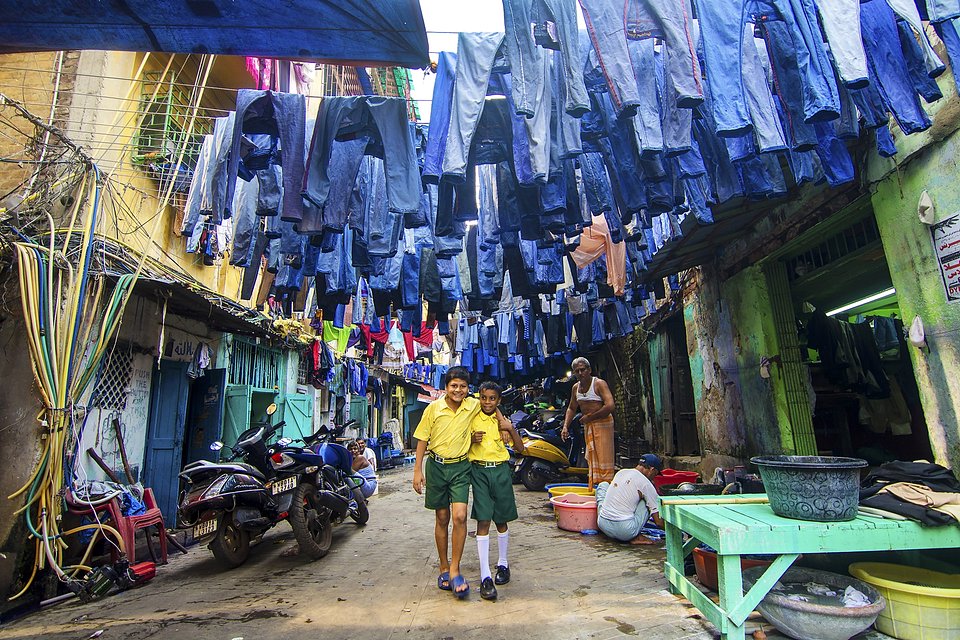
[
  {"xmin": 350, "ymin": 395, "xmax": 369, "ymax": 436},
  {"xmin": 223, "ymin": 384, "xmax": 252, "ymax": 447},
  {"xmin": 282, "ymin": 393, "xmax": 314, "ymax": 441}
]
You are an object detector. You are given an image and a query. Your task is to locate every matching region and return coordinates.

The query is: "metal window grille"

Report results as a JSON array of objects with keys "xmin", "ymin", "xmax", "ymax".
[
  {"xmin": 297, "ymin": 350, "xmax": 311, "ymax": 385},
  {"xmin": 785, "ymin": 216, "xmax": 881, "ymax": 282},
  {"xmin": 92, "ymin": 349, "xmax": 134, "ymax": 410},
  {"xmin": 132, "ymin": 70, "xmax": 212, "ymax": 191},
  {"xmin": 228, "ymin": 339, "xmax": 284, "ymax": 390}
]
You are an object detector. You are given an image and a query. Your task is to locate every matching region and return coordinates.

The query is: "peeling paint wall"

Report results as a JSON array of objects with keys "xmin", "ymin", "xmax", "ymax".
[
  {"xmin": 871, "ymin": 133, "xmax": 960, "ymax": 471},
  {"xmin": 682, "ymin": 263, "xmax": 789, "ymax": 475}
]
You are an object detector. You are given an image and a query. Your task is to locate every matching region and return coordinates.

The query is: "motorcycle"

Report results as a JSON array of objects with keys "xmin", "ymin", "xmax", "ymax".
[
  {"xmin": 275, "ymin": 419, "xmax": 370, "ymax": 548},
  {"xmin": 511, "ymin": 412, "xmax": 589, "ymax": 491},
  {"xmin": 177, "ymin": 404, "xmax": 342, "ymax": 568}
]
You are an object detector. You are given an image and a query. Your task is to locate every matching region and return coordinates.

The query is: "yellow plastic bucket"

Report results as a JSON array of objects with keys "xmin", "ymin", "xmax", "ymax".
[
  {"xmin": 849, "ymin": 562, "xmax": 960, "ymax": 640},
  {"xmin": 545, "ymin": 483, "xmax": 595, "ymax": 499}
]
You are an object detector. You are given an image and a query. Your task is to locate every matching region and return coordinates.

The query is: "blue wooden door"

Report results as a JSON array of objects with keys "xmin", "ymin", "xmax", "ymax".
[{"xmin": 144, "ymin": 360, "xmax": 190, "ymax": 524}]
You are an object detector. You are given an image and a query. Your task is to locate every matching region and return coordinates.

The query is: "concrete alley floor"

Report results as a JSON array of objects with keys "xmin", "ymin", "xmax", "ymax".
[{"xmin": 0, "ymin": 469, "xmax": 716, "ymax": 640}]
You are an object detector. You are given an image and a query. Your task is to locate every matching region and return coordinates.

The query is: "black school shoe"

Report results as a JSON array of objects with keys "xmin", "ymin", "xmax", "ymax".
[
  {"xmin": 480, "ymin": 577, "xmax": 498, "ymax": 601},
  {"xmin": 494, "ymin": 565, "xmax": 510, "ymax": 585}
]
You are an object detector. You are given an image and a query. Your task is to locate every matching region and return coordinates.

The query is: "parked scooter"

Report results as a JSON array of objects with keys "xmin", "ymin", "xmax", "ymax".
[
  {"xmin": 177, "ymin": 404, "xmax": 337, "ymax": 568},
  {"xmin": 273, "ymin": 419, "xmax": 370, "ymax": 551},
  {"xmin": 511, "ymin": 412, "xmax": 588, "ymax": 491}
]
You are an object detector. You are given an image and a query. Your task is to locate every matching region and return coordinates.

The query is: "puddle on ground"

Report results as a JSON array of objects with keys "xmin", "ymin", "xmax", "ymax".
[{"xmin": 603, "ymin": 616, "xmax": 638, "ymax": 635}]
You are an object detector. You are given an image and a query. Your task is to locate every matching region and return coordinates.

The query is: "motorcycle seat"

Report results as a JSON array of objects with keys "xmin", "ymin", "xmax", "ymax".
[{"xmin": 180, "ymin": 460, "xmax": 267, "ymax": 481}]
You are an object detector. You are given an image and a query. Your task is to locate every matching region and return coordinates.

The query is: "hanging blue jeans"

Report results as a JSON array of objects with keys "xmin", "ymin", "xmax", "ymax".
[
  {"xmin": 229, "ymin": 174, "xmax": 260, "ymax": 266},
  {"xmin": 627, "ymin": 37, "xmax": 664, "ymax": 157},
  {"xmin": 443, "ymin": 33, "xmax": 514, "ymax": 181},
  {"xmin": 400, "ymin": 250, "xmax": 420, "ymax": 309},
  {"xmin": 740, "ymin": 25, "xmax": 787, "ymax": 152},
  {"xmin": 580, "ymin": 153, "xmax": 613, "ymax": 216},
  {"xmin": 202, "ymin": 113, "xmax": 236, "ymax": 223},
  {"xmin": 860, "ymin": 0, "xmax": 931, "ymax": 135},
  {"xmin": 299, "ymin": 137, "xmax": 368, "ymax": 235},
  {"xmin": 577, "ymin": 0, "xmax": 641, "ymax": 118},
  {"xmin": 304, "ymin": 96, "xmax": 420, "ymax": 217},
  {"xmin": 625, "ymin": 0, "xmax": 703, "ymax": 107},
  {"xmin": 423, "ymin": 51, "xmax": 458, "ymax": 184},
  {"xmin": 897, "ymin": 18, "xmax": 944, "ymax": 104},
  {"xmin": 934, "ymin": 18, "xmax": 960, "ymax": 94},
  {"xmin": 535, "ymin": 0, "xmax": 590, "ymax": 116},
  {"xmin": 693, "ymin": 0, "xmax": 839, "ymax": 136},
  {"xmin": 813, "ymin": 121, "xmax": 855, "ymax": 187},
  {"xmin": 226, "ymin": 91, "xmax": 305, "ymax": 224},
  {"xmin": 762, "ymin": 19, "xmax": 819, "ymax": 152}
]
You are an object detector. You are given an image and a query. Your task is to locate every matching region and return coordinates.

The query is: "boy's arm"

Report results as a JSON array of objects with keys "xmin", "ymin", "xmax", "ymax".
[
  {"xmin": 412, "ymin": 438, "xmax": 428, "ymax": 494},
  {"xmin": 496, "ymin": 408, "xmax": 523, "ymax": 453}
]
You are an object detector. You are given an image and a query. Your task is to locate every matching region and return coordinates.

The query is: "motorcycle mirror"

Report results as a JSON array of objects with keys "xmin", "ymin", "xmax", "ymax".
[
  {"xmin": 210, "ymin": 441, "xmax": 224, "ymax": 451},
  {"xmin": 266, "ymin": 403, "xmax": 278, "ymax": 416},
  {"xmin": 277, "ymin": 437, "xmax": 293, "ymax": 446}
]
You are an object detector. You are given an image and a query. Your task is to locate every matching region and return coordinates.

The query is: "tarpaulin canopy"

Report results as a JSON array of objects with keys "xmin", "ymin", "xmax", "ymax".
[{"xmin": 0, "ymin": 0, "xmax": 430, "ymax": 68}]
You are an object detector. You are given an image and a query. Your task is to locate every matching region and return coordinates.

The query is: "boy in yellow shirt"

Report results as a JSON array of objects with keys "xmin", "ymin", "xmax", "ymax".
[
  {"xmin": 469, "ymin": 381, "xmax": 524, "ymax": 601},
  {"xmin": 412, "ymin": 367, "xmax": 480, "ymax": 599}
]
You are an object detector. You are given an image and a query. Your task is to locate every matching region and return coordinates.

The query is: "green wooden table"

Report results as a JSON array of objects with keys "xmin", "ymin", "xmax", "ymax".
[{"xmin": 660, "ymin": 494, "xmax": 960, "ymax": 640}]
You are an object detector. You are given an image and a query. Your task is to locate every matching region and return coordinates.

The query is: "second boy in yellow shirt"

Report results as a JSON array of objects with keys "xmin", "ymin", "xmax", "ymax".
[{"xmin": 469, "ymin": 381, "xmax": 524, "ymax": 601}]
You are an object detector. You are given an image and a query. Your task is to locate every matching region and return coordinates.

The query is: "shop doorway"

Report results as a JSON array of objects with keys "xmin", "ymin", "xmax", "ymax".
[
  {"xmin": 779, "ymin": 207, "xmax": 933, "ymax": 463},
  {"xmin": 652, "ymin": 315, "xmax": 700, "ymax": 456}
]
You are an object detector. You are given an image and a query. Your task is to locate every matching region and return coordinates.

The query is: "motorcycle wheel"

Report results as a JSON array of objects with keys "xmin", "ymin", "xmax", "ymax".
[
  {"xmin": 520, "ymin": 463, "xmax": 548, "ymax": 492},
  {"xmin": 290, "ymin": 481, "xmax": 332, "ymax": 560},
  {"xmin": 210, "ymin": 519, "xmax": 250, "ymax": 569},
  {"xmin": 350, "ymin": 487, "xmax": 369, "ymax": 525}
]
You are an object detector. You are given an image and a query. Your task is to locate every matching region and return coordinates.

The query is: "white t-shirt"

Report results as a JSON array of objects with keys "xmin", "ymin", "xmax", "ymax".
[
  {"xmin": 362, "ymin": 447, "xmax": 377, "ymax": 471},
  {"xmin": 598, "ymin": 468, "xmax": 659, "ymax": 521}
]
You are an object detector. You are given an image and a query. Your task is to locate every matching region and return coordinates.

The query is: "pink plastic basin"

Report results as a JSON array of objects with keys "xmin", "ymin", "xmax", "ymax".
[{"xmin": 549, "ymin": 493, "xmax": 598, "ymax": 532}]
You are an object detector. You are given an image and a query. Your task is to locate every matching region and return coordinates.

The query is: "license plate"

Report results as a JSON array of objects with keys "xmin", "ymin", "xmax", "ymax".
[
  {"xmin": 193, "ymin": 518, "xmax": 217, "ymax": 538},
  {"xmin": 272, "ymin": 476, "xmax": 297, "ymax": 495}
]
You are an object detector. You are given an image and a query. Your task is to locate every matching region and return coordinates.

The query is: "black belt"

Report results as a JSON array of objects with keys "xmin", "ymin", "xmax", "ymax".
[
  {"xmin": 472, "ymin": 460, "xmax": 506, "ymax": 468},
  {"xmin": 428, "ymin": 451, "xmax": 468, "ymax": 464}
]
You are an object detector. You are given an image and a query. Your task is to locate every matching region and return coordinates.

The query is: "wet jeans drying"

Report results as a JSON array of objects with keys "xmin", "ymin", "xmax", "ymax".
[
  {"xmin": 201, "ymin": 114, "xmax": 235, "ymax": 223},
  {"xmin": 304, "ymin": 96, "xmax": 420, "ymax": 219},
  {"xmin": 625, "ymin": 0, "xmax": 702, "ymax": 108},
  {"xmin": 423, "ymin": 51, "xmax": 458, "ymax": 184},
  {"xmin": 693, "ymin": 0, "xmax": 839, "ymax": 136},
  {"xmin": 225, "ymin": 91, "xmax": 305, "ymax": 224},
  {"xmin": 860, "ymin": 0, "xmax": 931, "ymax": 135},
  {"xmin": 577, "ymin": 0, "xmax": 641, "ymax": 118},
  {"xmin": 299, "ymin": 137, "xmax": 368, "ymax": 234}
]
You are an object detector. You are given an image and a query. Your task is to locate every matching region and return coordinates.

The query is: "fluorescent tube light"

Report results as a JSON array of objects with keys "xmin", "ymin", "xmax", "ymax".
[{"xmin": 825, "ymin": 288, "xmax": 896, "ymax": 317}]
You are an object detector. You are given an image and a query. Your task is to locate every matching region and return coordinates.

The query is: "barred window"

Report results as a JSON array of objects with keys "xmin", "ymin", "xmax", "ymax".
[
  {"xmin": 298, "ymin": 350, "xmax": 311, "ymax": 385},
  {"xmin": 92, "ymin": 349, "xmax": 134, "ymax": 410}
]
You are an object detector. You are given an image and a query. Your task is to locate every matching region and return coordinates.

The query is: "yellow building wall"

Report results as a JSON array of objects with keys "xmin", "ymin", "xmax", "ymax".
[{"xmin": 63, "ymin": 51, "xmax": 257, "ymax": 302}]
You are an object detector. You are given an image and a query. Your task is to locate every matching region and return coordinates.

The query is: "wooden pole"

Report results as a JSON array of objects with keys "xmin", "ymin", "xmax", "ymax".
[
  {"xmin": 112, "ymin": 416, "xmax": 136, "ymax": 485},
  {"xmin": 86, "ymin": 447, "xmax": 123, "ymax": 484}
]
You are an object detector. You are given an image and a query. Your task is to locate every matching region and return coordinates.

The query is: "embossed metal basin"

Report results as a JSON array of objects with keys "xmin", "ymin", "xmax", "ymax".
[{"xmin": 750, "ymin": 456, "xmax": 867, "ymax": 522}]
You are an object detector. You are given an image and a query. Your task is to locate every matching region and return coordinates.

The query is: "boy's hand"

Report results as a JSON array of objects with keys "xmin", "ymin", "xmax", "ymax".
[
  {"xmin": 412, "ymin": 469, "xmax": 424, "ymax": 494},
  {"xmin": 471, "ymin": 431, "xmax": 484, "ymax": 443}
]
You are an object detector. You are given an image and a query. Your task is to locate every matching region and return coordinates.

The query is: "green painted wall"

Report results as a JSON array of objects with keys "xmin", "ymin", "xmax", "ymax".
[
  {"xmin": 719, "ymin": 266, "xmax": 793, "ymax": 455},
  {"xmin": 870, "ymin": 133, "xmax": 960, "ymax": 471},
  {"xmin": 678, "ymin": 264, "xmax": 792, "ymax": 475}
]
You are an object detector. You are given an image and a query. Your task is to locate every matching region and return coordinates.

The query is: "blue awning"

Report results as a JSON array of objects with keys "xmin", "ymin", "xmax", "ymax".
[{"xmin": 0, "ymin": 0, "xmax": 430, "ymax": 68}]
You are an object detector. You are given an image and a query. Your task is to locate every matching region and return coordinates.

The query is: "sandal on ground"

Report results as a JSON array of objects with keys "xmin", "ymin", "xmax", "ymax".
[
  {"xmin": 437, "ymin": 571, "xmax": 451, "ymax": 591},
  {"xmin": 451, "ymin": 574, "xmax": 470, "ymax": 599}
]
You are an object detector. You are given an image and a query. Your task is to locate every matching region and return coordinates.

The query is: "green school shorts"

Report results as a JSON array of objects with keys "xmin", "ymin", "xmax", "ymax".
[
  {"xmin": 470, "ymin": 462, "xmax": 518, "ymax": 523},
  {"xmin": 424, "ymin": 458, "xmax": 471, "ymax": 510}
]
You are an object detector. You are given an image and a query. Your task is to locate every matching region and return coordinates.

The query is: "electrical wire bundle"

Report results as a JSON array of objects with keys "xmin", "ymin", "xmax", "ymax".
[
  {"xmin": 8, "ymin": 167, "xmax": 133, "ymax": 598},
  {"xmin": 3, "ymin": 53, "xmax": 214, "ymax": 600}
]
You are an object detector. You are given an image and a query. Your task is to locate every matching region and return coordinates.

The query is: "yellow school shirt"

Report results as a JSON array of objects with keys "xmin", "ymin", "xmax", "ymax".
[
  {"xmin": 413, "ymin": 395, "xmax": 480, "ymax": 459},
  {"xmin": 468, "ymin": 410, "xmax": 509, "ymax": 463}
]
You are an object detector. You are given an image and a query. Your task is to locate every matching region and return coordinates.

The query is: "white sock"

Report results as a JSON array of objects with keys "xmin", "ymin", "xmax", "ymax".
[
  {"xmin": 497, "ymin": 531, "xmax": 509, "ymax": 568},
  {"xmin": 477, "ymin": 535, "xmax": 491, "ymax": 580}
]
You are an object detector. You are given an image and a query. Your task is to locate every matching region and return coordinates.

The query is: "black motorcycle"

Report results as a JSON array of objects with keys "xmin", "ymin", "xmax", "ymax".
[{"xmin": 177, "ymin": 404, "xmax": 335, "ymax": 568}]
